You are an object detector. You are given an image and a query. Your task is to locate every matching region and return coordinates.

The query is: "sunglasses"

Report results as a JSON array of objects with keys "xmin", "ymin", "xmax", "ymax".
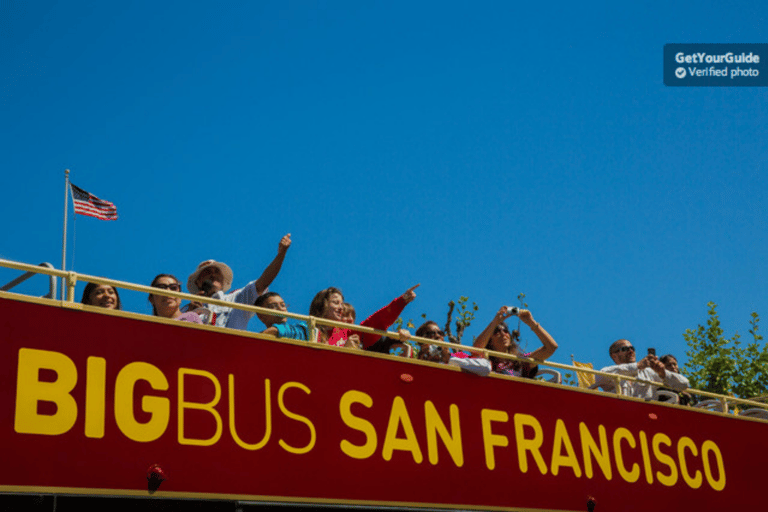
[
  {"xmin": 424, "ymin": 329, "xmax": 445, "ymax": 339},
  {"xmin": 153, "ymin": 283, "xmax": 181, "ymax": 291},
  {"xmin": 612, "ymin": 345, "xmax": 635, "ymax": 354},
  {"xmin": 494, "ymin": 326, "xmax": 510, "ymax": 335}
]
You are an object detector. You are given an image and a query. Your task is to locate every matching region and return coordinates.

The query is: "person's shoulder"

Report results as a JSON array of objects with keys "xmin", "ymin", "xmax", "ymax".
[
  {"xmin": 275, "ymin": 321, "xmax": 308, "ymax": 340},
  {"xmin": 179, "ymin": 311, "xmax": 203, "ymax": 324},
  {"xmin": 211, "ymin": 289, "xmax": 227, "ymax": 299},
  {"xmin": 638, "ymin": 366, "xmax": 661, "ymax": 379},
  {"xmin": 599, "ymin": 362, "xmax": 638, "ymax": 374}
]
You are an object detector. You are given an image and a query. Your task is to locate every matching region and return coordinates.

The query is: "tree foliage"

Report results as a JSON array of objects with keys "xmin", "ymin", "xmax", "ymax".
[
  {"xmin": 682, "ymin": 302, "xmax": 768, "ymax": 399},
  {"xmin": 444, "ymin": 296, "xmax": 479, "ymax": 344}
]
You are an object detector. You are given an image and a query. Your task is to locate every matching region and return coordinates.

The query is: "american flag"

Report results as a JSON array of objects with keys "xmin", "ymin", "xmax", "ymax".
[{"xmin": 70, "ymin": 183, "xmax": 118, "ymax": 221}]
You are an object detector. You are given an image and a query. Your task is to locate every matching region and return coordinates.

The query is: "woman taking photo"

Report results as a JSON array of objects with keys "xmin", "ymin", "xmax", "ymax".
[
  {"xmin": 148, "ymin": 274, "xmax": 202, "ymax": 324},
  {"xmin": 473, "ymin": 306, "xmax": 558, "ymax": 378}
]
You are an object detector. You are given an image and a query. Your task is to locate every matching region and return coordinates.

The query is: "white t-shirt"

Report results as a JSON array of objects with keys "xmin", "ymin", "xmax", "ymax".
[{"xmin": 204, "ymin": 281, "xmax": 266, "ymax": 330}]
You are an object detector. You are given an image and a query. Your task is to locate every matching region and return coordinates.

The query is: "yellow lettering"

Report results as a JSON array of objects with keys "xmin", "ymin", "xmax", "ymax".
[
  {"xmin": 701, "ymin": 440, "xmax": 726, "ymax": 491},
  {"xmin": 613, "ymin": 428, "xmax": 640, "ymax": 483},
  {"xmin": 339, "ymin": 390, "xmax": 377, "ymax": 459},
  {"xmin": 228, "ymin": 375, "xmax": 271, "ymax": 450},
  {"xmin": 278, "ymin": 382, "xmax": 316, "ymax": 454},
  {"xmin": 638, "ymin": 431, "xmax": 654, "ymax": 484},
  {"xmin": 514, "ymin": 414, "xmax": 547, "ymax": 475},
  {"xmin": 481, "ymin": 409, "xmax": 509, "ymax": 470},
  {"xmin": 382, "ymin": 396, "xmax": 423, "ymax": 463},
  {"xmin": 115, "ymin": 362, "xmax": 169, "ymax": 442},
  {"xmin": 677, "ymin": 437, "xmax": 702, "ymax": 489},
  {"xmin": 550, "ymin": 419, "xmax": 581, "ymax": 477},
  {"xmin": 424, "ymin": 401, "xmax": 463, "ymax": 467},
  {"xmin": 652, "ymin": 433, "xmax": 678, "ymax": 487},
  {"xmin": 84, "ymin": 356, "xmax": 106, "ymax": 438},
  {"xmin": 177, "ymin": 368, "xmax": 221, "ymax": 446},
  {"xmin": 14, "ymin": 348, "xmax": 78, "ymax": 436},
  {"xmin": 579, "ymin": 423, "xmax": 612, "ymax": 480}
]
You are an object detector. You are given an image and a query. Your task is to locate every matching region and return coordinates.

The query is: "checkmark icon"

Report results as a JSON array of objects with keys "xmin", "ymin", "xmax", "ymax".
[{"xmin": 675, "ymin": 67, "xmax": 686, "ymax": 79}]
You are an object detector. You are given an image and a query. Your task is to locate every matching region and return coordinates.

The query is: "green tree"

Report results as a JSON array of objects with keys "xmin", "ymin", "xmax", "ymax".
[
  {"xmin": 444, "ymin": 296, "xmax": 479, "ymax": 344},
  {"xmin": 683, "ymin": 302, "xmax": 768, "ymax": 399}
]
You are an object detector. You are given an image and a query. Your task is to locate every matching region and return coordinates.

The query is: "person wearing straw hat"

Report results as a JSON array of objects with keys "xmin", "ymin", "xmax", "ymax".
[{"xmin": 186, "ymin": 233, "xmax": 292, "ymax": 329}]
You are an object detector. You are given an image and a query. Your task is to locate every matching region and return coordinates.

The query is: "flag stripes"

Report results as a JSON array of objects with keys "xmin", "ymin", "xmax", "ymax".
[{"xmin": 70, "ymin": 183, "xmax": 118, "ymax": 221}]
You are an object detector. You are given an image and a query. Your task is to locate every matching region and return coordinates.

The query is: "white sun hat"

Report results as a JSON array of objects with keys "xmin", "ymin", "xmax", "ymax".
[{"xmin": 187, "ymin": 260, "xmax": 234, "ymax": 294}]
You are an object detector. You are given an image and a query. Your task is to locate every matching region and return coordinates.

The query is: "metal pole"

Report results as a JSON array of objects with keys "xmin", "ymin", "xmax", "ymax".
[
  {"xmin": 61, "ymin": 169, "xmax": 70, "ymax": 300},
  {"xmin": 307, "ymin": 316, "xmax": 317, "ymax": 343}
]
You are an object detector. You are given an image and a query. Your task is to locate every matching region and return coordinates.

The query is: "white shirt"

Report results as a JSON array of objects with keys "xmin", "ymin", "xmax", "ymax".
[
  {"xmin": 205, "ymin": 281, "xmax": 266, "ymax": 330},
  {"xmin": 595, "ymin": 362, "xmax": 690, "ymax": 400}
]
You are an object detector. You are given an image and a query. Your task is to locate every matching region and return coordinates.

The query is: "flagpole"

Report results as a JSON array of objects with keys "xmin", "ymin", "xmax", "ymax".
[{"xmin": 61, "ymin": 169, "xmax": 70, "ymax": 300}]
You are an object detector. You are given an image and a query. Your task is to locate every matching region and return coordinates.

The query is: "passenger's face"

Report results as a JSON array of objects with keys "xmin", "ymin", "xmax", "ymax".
[
  {"xmin": 324, "ymin": 293, "xmax": 344, "ymax": 321},
  {"xmin": 490, "ymin": 324, "xmax": 512, "ymax": 352},
  {"xmin": 149, "ymin": 277, "xmax": 181, "ymax": 318},
  {"xmin": 663, "ymin": 357, "xmax": 679, "ymax": 373},
  {"xmin": 341, "ymin": 310, "xmax": 355, "ymax": 324},
  {"xmin": 88, "ymin": 285, "xmax": 118, "ymax": 309},
  {"xmin": 611, "ymin": 340, "xmax": 636, "ymax": 364},
  {"xmin": 196, "ymin": 266, "xmax": 224, "ymax": 295},
  {"xmin": 421, "ymin": 324, "xmax": 444, "ymax": 341},
  {"xmin": 257, "ymin": 295, "xmax": 288, "ymax": 326}
]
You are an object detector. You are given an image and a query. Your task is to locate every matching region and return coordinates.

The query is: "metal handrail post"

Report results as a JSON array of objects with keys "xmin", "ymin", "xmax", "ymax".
[
  {"xmin": 41, "ymin": 263, "xmax": 56, "ymax": 299},
  {"xmin": 307, "ymin": 316, "xmax": 317, "ymax": 343},
  {"xmin": 66, "ymin": 272, "xmax": 77, "ymax": 303}
]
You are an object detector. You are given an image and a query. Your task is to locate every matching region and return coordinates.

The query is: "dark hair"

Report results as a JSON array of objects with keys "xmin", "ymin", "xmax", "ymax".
[
  {"xmin": 486, "ymin": 321, "xmax": 523, "ymax": 373},
  {"xmin": 81, "ymin": 282, "xmax": 122, "ymax": 310},
  {"xmin": 491, "ymin": 321, "xmax": 519, "ymax": 355},
  {"xmin": 255, "ymin": 291, "xmax": 282, "ymax": 308},
  {"xmin": 309, "ymin": 287, "xmax": 344, "ymax": 318},
  {"xmin": 660, "ymin": 354, "xmax": 677, "ymax": 365},
  {"xmin": 415, "ymin": 321, "xmax": 440, "ymax": 338},
  {"xmin": 148, "ymin": 274, "xmax": 180, "ymax": 316}
]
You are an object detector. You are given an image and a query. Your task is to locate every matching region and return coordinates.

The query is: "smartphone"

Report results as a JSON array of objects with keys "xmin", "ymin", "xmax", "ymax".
[{"xmin": 647, "ymin": 348, "xmax": 656, "ymax": 356}]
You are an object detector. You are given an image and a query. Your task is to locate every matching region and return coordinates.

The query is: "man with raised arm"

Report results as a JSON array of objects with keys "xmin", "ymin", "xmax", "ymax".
[
  {"xmin": 595, "ymin": 339, "xmax": 689, "ymax": 400},
  {"xmin": 186, "ymin": 233, "xmax": 292, "ymax": 330}
]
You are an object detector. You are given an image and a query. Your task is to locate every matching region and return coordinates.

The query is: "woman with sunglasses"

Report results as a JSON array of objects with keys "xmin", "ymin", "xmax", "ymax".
[
  {"xmin": 472, "ymin": 306, "xmax": 558, "ymax": 378},
  {"xmin": 148, "ymin": 274, "xmax": 202, "ymax": 324},
  {"xmin": 415, "ymin": 321, "xmax": 452, "ymax": 362}
]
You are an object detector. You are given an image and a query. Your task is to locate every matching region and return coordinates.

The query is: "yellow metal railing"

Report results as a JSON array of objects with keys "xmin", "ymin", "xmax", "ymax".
[{"xmin": 1, "ymin": 258, "xmax": 766, "ymax": 417}]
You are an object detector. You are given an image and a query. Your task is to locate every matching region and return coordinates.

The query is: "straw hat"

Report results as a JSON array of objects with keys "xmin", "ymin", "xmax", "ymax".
[{"xmin": 187, "ymin": 260, "xmax": 233, "ymax": 294}]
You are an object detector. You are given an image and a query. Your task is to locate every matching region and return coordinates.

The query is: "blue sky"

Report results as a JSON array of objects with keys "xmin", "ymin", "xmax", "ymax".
[{"xmin": 2, "ymin": 0, "xmax": 766, "ymax": 371}]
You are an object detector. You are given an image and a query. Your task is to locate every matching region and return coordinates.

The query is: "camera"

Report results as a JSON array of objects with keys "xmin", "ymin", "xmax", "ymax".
[{"xmin": 505, "ymin": 306, "xmax": 519, "ymax": 316}]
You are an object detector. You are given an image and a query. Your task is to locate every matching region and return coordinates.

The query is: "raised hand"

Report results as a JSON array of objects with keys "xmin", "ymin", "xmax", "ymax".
[
  {"xmin": 400, "ymin": 284, "xmax": 420, "ymax": 304},
  {"xmin": 278, "ymin": 233, "xmax": 292, "ymax": 254}
]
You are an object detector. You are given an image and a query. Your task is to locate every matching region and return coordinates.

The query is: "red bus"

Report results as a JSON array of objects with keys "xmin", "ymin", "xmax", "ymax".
[{"xmin": 1, "ymin": 261, "xmax": 765, "ymax": 511}]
